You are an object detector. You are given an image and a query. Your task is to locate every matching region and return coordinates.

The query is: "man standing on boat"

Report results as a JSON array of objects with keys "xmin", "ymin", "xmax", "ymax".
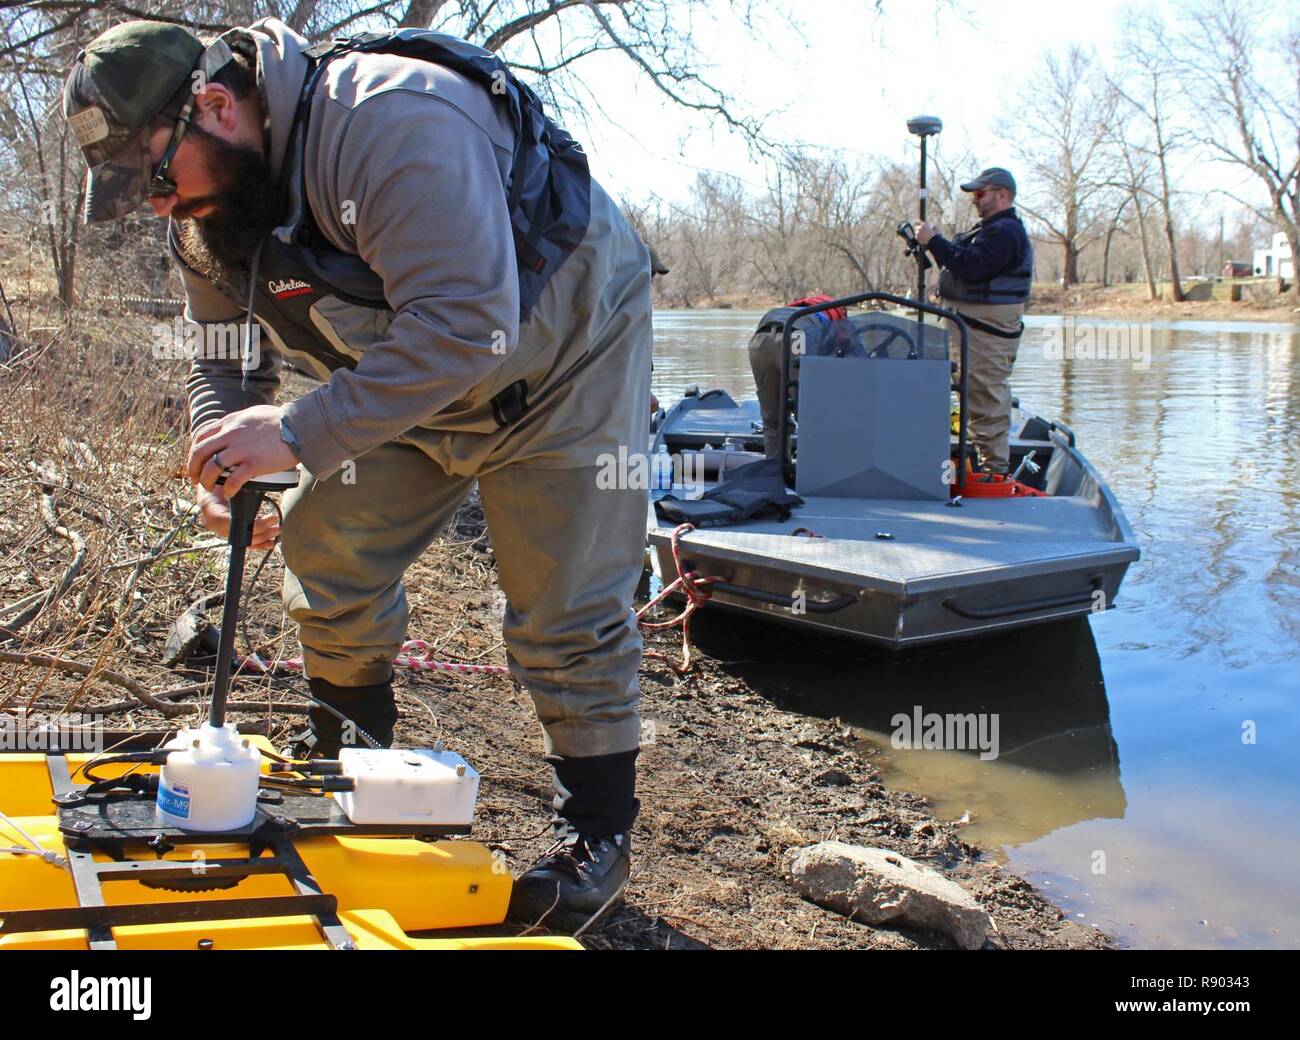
[
  {"xmin": 747, "ymin": 295, "xmax": 852, "ymax": 457},
  {"xmin": 62, "ymin": 18, "xmax": 651, "ymax": 929},
  {"xmin": 916, "ymin": 168, "xmax": 1033, "ymax": 474}
]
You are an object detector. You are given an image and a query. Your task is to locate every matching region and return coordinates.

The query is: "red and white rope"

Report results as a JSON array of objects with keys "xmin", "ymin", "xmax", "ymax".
[{"xmin": 239, "ymin": 640, "xmax": 510, "ymax": 677}]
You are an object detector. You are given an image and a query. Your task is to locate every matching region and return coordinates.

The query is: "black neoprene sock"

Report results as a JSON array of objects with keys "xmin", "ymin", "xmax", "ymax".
[{"xmin": 546, "ymin": 748, "xmax": 640, "ymax": 837}]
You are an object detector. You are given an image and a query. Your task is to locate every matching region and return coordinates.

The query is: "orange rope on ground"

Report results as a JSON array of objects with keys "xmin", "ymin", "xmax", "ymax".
[{"xmin": 637, "ymin": 523, "xmax": 720, "ymax": 673}]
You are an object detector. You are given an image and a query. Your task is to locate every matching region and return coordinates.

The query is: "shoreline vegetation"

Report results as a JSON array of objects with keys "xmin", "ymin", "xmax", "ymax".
[{"xmin": 655, "ymin": 280, "xmax": 1300, "ymax": 325}]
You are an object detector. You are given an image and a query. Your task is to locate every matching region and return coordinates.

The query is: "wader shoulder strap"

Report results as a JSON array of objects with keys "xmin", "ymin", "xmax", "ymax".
[{"xmin": 283, "ymin": 30, "xmax": 589, "ymax": 319}]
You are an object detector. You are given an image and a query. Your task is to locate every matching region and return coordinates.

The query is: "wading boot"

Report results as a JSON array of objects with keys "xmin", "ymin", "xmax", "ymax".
[
  {"xmin": 507, "ymin": 748, "xmax": 639, "ymax": 931},
  {"xmin": 506, "ymin": 826, "xmax": 632, "ymax": 932}
]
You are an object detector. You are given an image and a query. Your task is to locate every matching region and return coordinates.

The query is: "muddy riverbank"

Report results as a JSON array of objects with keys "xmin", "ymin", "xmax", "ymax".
[{"xmin": 376, "ymin": 503, "xmax": 1113, "ymax": 950}]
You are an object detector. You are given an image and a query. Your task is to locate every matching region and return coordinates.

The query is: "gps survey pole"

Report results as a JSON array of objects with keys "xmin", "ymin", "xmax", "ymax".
[{"xmin": 906, "ymin": 115, "xmax": 943, "ymax": 340}]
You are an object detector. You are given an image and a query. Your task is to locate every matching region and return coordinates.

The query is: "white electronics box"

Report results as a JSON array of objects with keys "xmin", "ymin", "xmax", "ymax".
[{"xmin": 332, "ymin": 747, "xmax": 479, "ymax": 827}]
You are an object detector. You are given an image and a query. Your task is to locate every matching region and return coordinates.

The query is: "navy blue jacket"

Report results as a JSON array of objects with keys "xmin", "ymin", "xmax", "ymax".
[{"xmin": 926, "ymin": 207, "xmax": 1032, "ymax": 303}]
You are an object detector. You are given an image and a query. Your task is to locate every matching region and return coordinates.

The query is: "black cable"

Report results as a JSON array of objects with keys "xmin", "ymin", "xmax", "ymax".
[
  {"xmin": 80, "ymin": 752, "xmax": 165, "ymax": 786},
  {"xmin": 300, "ymin": 696, "xmax": 383, "ymax": 750}
]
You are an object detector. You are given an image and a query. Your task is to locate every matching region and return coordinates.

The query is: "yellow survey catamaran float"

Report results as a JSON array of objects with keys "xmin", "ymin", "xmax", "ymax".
[
  {"xmin": 0, "ymin": 733, "xmax": 578, "ymax": 951},
  {"xmin": 2, "ymin": 474, "xmax": 577, "ymax": 951}
]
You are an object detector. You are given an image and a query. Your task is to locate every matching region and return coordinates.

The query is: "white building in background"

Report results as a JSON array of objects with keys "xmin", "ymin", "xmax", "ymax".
[{"xmin": 1253, "ymin": 231, "xmax": 1294, "ymax": 279}]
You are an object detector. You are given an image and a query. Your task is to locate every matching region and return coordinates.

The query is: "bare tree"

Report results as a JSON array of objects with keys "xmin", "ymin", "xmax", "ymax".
[
  {"xmin": 1, "ymin": 8, "xmax": 77, "ymax": 307},
  {"xmin": 799, "ymin": 153, "xmax": 878, "ymax": 288},
  {"xmin": 0, "ymin": 2, "xmax": 775, "ymax": 143},
  {"xmin": 0, "ymin": 0, "xmax": 780, "ymax": 311},
  {"xmin": 1102, "ymin": 89, "xmax": 1161, "ymax": 299},
  {"xmin": 1176, "ymin": 0, "xmax": 1300, "ymax": 298},
  {"xmin": 1005, "ymin": 46, "xmax": 1116, "ymax": 286},
  {"xmin": 1097, "ymin": 196, "xmax": 1129, "ymax": 288},
  {"xmin": 636, "ymin": 172, "xmax": 751, "ymax": 306},
  {"xmin": 1110, "ymin": 7, "xmax": 1189, "ymax": 300}
]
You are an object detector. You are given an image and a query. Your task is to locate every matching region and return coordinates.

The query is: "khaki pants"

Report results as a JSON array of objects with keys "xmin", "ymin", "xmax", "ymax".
[
  {"xmin": 748, "ymin": 329, "xmax": 784, "ymax": 457},
  {"xmin": 943, "ymin": 300, "xmax": 1024, "ymax": 473}
]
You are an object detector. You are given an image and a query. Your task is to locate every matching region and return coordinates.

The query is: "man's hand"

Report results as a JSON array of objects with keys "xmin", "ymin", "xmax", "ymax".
[
  {"xmin": 194, "ymin": 485, "xmax": 283, "ymax": 550},
  {"xmin": 187, "ymin": 405, "xmax": 298, "ymax": 498},
  {"xmin": 916, "ymin": 221, "xmax": 939, "ymax": 246}
]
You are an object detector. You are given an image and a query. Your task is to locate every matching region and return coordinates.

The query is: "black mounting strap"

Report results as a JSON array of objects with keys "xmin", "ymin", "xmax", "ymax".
[{"xmin": 490, "ymin": 378, "xmax": 529, "ymax": 427}]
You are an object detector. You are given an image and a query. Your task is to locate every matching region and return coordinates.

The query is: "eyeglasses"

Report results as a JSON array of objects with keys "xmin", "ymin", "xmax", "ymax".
[{"xmin": 147, "ymin": 97, "xmax": 195, "ymax": 198}]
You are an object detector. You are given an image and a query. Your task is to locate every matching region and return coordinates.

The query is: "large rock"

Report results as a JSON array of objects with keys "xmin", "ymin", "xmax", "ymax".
[{"xmin": 789, "ymin": 842, "xmax": 991, "ymax": 949}]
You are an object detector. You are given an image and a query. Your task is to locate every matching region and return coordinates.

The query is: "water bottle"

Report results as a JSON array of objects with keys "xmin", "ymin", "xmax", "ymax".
[{"xmin": 651, "ymin": 444, "xmax": 673, "ymax": 498}]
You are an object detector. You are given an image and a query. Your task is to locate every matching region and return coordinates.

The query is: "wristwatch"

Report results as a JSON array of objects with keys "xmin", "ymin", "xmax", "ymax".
[{"xmin": 279, "ymin": 416, "xmax": 303, "ymax": 460}]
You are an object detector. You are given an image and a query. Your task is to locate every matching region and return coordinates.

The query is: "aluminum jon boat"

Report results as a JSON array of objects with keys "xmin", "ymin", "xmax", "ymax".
[{"xmin": 645, "ymin": 292, "xmax": 1139, "ymax": 649}]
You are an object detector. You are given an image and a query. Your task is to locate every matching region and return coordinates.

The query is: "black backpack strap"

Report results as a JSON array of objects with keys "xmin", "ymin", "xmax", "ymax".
[
  {"xmin": 281, "ymin": 29, "xmax": 587, "ymax": 321},
  {"xmin": 282, "ymin": 34, "xmax": 407, "ymax": 245}
]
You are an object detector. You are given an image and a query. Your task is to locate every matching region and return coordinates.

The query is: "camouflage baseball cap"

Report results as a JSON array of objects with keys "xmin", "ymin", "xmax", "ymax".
[{"xmin": 63, "ymin": 21, "xmax": 233, "ymax": 222}]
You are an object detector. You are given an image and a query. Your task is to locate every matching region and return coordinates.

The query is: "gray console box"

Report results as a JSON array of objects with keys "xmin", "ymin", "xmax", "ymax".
[{"xmin": 794, "ymin": 355, "xmax": 951, "ymax": 501}]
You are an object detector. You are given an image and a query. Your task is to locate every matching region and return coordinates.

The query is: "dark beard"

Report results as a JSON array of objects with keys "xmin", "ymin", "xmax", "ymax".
[{"xmin": 174, "ymin": 129, "xmax": 281, "ymax": 285}]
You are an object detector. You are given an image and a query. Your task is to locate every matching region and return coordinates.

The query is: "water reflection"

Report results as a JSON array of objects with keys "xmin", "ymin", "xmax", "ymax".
[{"xmin": 688, "ymin": 612, "xmax": 1125, "ymax": 849}]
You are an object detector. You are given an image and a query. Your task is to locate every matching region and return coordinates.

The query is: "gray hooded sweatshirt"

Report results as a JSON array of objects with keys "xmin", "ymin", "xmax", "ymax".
[{"xmin": 178, "ymin": 18, "xmax": 650, "ymax": 480}]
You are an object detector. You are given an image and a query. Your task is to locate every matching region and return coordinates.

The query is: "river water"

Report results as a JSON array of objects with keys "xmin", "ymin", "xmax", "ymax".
[{"xmin": 650, "ymin": 308, "xmax": 1300, "ymax": 950}]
